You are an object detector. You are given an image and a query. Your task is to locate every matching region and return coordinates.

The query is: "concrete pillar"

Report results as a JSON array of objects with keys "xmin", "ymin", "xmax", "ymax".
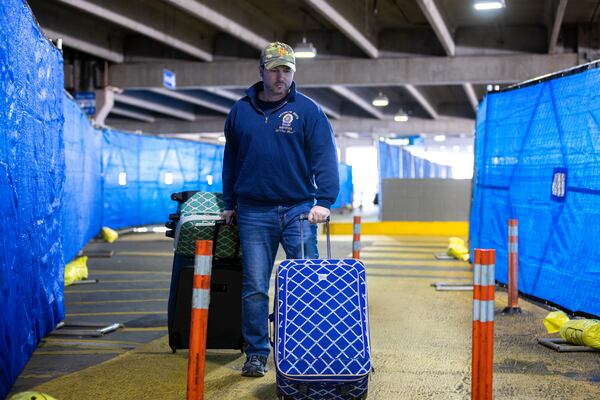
[{"xmin": 94, "ymin": 86, "xmax": 120, "ymax": 126}]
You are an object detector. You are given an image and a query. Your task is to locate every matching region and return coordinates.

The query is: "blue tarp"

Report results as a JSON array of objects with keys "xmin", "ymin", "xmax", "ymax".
[
  {"xmin": 102, "ymin": 130, "xmax": 223, "ymax": 229},
  {"xmin": 62, "ymin": 97, "xmax": 103, "ymax": 263},
  {"xmin": 332, "ymin": 163, "xmax": 353, "ymax": 209},
  {"xmin": 470, "ymin": 67, "xmax": 600, "ymax": 316},
  {"xmin": 0, "ymin": 0, "xmax": 66, "ymax": 396},
  {"xmin": 378, "ymin": 141, "xmax": 452, "ymax": 180}
]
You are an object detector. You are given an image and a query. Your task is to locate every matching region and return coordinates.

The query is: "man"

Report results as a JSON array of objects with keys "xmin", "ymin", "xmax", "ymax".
[{"xmin": 221, "ymin": 42, "xmax": 339, "ymax": 377}]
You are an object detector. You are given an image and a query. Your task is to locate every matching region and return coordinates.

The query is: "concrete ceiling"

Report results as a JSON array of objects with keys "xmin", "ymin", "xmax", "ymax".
[{"xmin": 27, "ymin": 0, "xmax": 599, "ymax": 143}]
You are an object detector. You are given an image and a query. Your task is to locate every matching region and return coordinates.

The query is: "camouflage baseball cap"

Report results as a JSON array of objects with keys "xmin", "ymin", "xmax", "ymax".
[{"xmin": 260, "ymin": 42, "xmax": 296, "ymax": 71}]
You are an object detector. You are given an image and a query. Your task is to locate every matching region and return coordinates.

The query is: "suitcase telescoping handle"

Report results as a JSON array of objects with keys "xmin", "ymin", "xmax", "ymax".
[{"xmin": 298, "ymin": 214, "xmax": 331, "ymax": 259}]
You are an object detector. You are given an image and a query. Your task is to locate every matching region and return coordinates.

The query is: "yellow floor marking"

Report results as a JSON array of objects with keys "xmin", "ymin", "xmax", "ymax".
[
  {"xmin": 20, "ymin": 374, "xmax": 54, "ymax": 379},
  {"xmin": 40, "ymin": 342, "xmax": 133, "ymax": 351},
  {"xmin": 69, "ymin": 298, "xmax": 168, "ymax": 305},
  {"xmin": 95, "ymin": 279, "xmax": 171, "ymax": 283},
  {"xmin": 89, "ymin": 270, "xmax": 171, "ymax": 275},
  {"xmin": 116, "ymin": 251, "xmax": 173, "ymax": 257},
  {"xmin": 362, "ymin": 259, "xmax": 469, "ymax": 267},
  {"xmin": 121, "ymin": 326, "xmax": 168, "ymax": 331},
  {"xmin": 358, "ymin": 252, "xmax": 440, "ymax": 259},
  {"xmin": 34, "ymin": 350, "xmax": 126, "ymax": 355},
  {"xmin": 65, "ymin": 288, "xmax": 169, "ymax": 294},
  {"xmin": 66, "ymin": 311, "xmax": 167, "ymax": 317},
  {"xmin": 43, "ymin": 338, "xmax": 141, "ymax": 345},
  {"xmin": 360, "ymin": 247, "xmax": 444, "ymax": 253}
]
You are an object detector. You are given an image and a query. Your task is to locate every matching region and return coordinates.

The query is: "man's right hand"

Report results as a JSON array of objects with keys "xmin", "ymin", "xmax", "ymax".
[{"xmin": 221, "ymin": 210, "xmax": 235, "ymax": 224}]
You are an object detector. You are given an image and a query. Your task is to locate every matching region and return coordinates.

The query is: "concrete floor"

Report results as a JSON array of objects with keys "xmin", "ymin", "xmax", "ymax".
[{"xmin": 9, "ymin": 231, "xmax": 600, "ymax": 399}]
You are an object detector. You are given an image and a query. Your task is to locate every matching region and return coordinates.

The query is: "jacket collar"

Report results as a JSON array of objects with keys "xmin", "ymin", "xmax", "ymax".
[{"xmin": 245, "ymin": 81, "xmax": 297, "ymax": 103}]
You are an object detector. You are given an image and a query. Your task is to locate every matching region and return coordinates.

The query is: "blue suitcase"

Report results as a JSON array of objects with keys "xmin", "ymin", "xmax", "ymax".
[{"xmin": 272, "ymin": 216, "xmax": 372, "ymax": 400}]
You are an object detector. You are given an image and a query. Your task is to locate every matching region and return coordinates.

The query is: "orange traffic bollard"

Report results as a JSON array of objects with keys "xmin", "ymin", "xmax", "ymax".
[
  {"xmin": 187, "ymin": 240, "xmax": 213, "ymax": 400},
  {"xmin": 503, "ymin": 219, "xmax": 522, "ymax": 314},
  {"xmin": 472, "ymin": 249, "xmax": 495, "ymax": 400},
  {"xmin": 352, "ymin": 216, "xmax": 361, "ymax": 258}
]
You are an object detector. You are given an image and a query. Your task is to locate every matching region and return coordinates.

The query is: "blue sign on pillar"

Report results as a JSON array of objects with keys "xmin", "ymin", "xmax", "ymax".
[
  {"xmin": 74, "ymin": 91, "xmax": 96, "ymax": 115},
  {"xmin": 163, "ymin": 69, "xmax": 176, "ymax": 89}
]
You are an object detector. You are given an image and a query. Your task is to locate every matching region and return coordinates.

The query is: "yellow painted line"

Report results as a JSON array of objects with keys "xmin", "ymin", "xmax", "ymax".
[
  {"xmin": 95, "ymin": 279, "xmax": 171, "ymax": 283},
  {"xmin": 40, "ymin": 343, "xmax": 133, "ymax": 351},
  {"xmin": 330, "ymin": 221, "xmax": 469, "ymax": 236},
  {"xmin": 66, "ymin": 311, "xmax": 167, "ymax": 317},
  {"xmin": 116, "ymin": 251, "xmax": 173, "ymax": 257},
  {"xmin": 65, "ymin": 288, "xmax": 169, "ymax": 294},
  {"xmin": 20, "ymin": 374, "xmax": 54, "ymax": 379},
  {"xmin": 43, "ymin": 338, "xmax": 141, "ymax": 345},
  {"xmin": 34, "ymin": 350, "xmax": 126, "ymax": 355},
  {"xmin": 362, "ymin": 259, "xmax": 470, "ymax": 267},
  {"xmin": 122, "ymin": 326, "xmax": 168, "ymax": 332},
  {"xmin": 361, "ymin": 247, "xmax": 445, "ymax": 253},
  {"xmin": 358, "ymin": 252, "xmax": 440, "ymax": 259},
  {"xmin": 89, "ymin": 270, "xmax": 171, "ymax": 275},
  {"xmin": 69, "ymin": 298, "xmax": 168, "ymax": 305}
]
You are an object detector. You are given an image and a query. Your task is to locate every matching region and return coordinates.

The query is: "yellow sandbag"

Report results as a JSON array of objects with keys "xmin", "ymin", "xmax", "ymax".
[
  {"xmin": 101, "ymin": 226, "xmax": 119, "ymax": 243},
  {"xmin": 64, "ymin": 256, "xmax": 88, "ymax": 286},
  {"xmin": 9, "ymin": 391, "xmax": 58, "ymax": 400},
  {"xmin": 543, "ymin": 310, "xmax": 570, "ymax": 334},
  {"xmin": 543, "ymin": 310, "xmax": 600, "ymax": 349},
  {"xmin": 447, "ymin": 237, "xmax": 470, "ymax": 261},
  {"xmin": 561, "ymin": 319, "xmax": 600, "ymax": 349}
]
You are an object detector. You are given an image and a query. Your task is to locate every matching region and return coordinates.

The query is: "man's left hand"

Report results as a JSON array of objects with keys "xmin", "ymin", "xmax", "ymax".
[{"xmin": 308, "ymin": 205, "xmax": 330, "ymax": 224}]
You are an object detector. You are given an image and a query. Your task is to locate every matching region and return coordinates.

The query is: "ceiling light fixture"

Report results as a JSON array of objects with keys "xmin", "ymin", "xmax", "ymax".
[
  {"xmin": 433, "ymin": 135, "xmax": 446, "ymax": 142},
  {"xmin": 372, "ymin": 92, "xmax": 389, "ymax": 107},
  {"xmin": 473, "ymin": 0, "xmax": 506, "ymax": 11},
  {"xmin": 294, "ymin": 37, "xmax": 317, "ymax": 58},
  {"xmin": 394, "ymin": 110, "xmax": 409, "ymax": 122}
]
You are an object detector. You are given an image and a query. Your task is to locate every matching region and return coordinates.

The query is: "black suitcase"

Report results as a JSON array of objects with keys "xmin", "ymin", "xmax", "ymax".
[
  {"xmin": 168, "ymin": 253, "xmax": 244, "ymax": 353},
  {"xmin": 166, "ymin": 190, "xmax": 244, "ymax": 353}
]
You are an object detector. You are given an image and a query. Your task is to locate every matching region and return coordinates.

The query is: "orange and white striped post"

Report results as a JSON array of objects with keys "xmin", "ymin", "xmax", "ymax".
[
  {"xmin": 472, "ymin": 249, "xmax": 495, "ymax": 400},
  {"xmin": 503, "ymin": 219, "xmax": 522, "ymax": 314},
  {"xmin": 187, "ymin": 240, "xmax": 213, "ymax": 400},
  {"xmin": 352, "ymin": 216, "xmax": 361, "ymax": 259}
]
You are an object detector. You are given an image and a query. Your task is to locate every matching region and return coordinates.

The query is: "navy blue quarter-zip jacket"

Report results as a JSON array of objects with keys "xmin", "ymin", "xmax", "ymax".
[{"xmin": 222, "ymin": 81, "xmax": 339, "ymax": 210}]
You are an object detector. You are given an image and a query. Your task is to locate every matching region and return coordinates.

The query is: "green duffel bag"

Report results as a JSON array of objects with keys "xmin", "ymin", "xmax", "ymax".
[{"xmin": 173, "ymin": 192, "xmax": 240, "ymax": 259}]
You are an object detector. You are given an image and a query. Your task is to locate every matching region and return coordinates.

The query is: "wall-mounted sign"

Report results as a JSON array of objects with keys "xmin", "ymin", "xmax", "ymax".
[{"xmin": 163, "ymin": 69, "xmax": 176, "ymax": 89}]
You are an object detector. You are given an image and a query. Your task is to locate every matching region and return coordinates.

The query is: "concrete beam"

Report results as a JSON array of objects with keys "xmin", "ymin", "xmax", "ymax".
[
  {"xmin": 163, "ymin": 0, "xmax": 270, "ymax": 50},
  {"xmin": 404, "ymin": 85, "xmax": 439, "ymax": 119},
  {"xmin": 105, "ymin": 116, "xmax": 474, "ymax": 136},
  {"xmin": 110, "ymin": 106, "xmax": 155, "ymax": 123},
  {"xmin": 28, "ymin": 0, "xmax": 125, "ymax": 62},
  {"xmin": 303, "ymin": 0, "xmax": 378, "ymax": 58},
  {"xmin": 114, "ymin": 93, "xmax": 195, "ymax": 121},
  {"xmin": 549, "ymin": 0, "xmax": 568, "ymax": 53},
  {"xmin": 109, "ymin": 54, "xmax": 579, "ymax": 88},
  {"xmin": 416, "ymin": 0, "xmax": 455, "ymax": 56},
  {"xmin": 330, "ymin": 86, "xmax": 384, "ymax": 119},
  {"xmin": 150, "ymin": 88, "xmax": 230, "ymax": 114},
  {"xmin": 462, "ymin": 83, "xmax": 479, "ymax": 113},
  {"xmin": 42, "ymin": 27, "xmax": 124, "ymax": 63},
  {"xmin": 56, "ymin": 0, "xmax": 213, "ymax": 61},
  {"xmin": 203, "ymin": 88, "xmax": 243, "ymax": 101}
]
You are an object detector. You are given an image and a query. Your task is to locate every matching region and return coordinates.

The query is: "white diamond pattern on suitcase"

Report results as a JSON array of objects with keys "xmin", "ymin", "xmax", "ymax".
[{"xmin": 276, "ymin": 259, "xmax": 371, "ymax": 377}]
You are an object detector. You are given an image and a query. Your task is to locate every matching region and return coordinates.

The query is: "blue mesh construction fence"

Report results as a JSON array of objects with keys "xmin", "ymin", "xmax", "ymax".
[
  {"xmin": 0, "ymin": 1, "xmax": 65, "ymax": 396},
  {"xmin": 470, "ymin": 67, "xmax": 600, "ymax": 317},
  {"xmin": 62, "ymin": 97, "xmax": 103, "ymax": 263},
  {"xmin": 378, "ymin": 141, "xmax": 453, "ymax": 180},
  {"xmin": 102, "ymin": 129, "xmax": 223, "ymax": 229},
  {"xmin": 332, "ymin": 163, "xmax": 353, "ymax": 209}
]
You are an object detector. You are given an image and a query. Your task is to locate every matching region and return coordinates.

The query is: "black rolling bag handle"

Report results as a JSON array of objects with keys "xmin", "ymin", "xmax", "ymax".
[{"xmin": 298, "ymin": 214, "xmax": 331, "ymax": 259}]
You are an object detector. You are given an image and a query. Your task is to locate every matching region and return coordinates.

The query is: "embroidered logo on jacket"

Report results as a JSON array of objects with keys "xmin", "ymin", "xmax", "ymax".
[{"xmin": 275, "ymin": 111, "xmax": 299, "ymax": 134}]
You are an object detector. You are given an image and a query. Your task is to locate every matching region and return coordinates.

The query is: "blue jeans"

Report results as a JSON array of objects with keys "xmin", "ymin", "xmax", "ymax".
[{"xmin": 237, "ymin": 201, "xmax": 318, "ymax": 357}]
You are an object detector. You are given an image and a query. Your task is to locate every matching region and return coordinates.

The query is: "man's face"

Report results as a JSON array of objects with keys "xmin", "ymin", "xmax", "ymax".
[{"xmin": 260, "ymin": 65, "xmax": 294, "ymax": 98}]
